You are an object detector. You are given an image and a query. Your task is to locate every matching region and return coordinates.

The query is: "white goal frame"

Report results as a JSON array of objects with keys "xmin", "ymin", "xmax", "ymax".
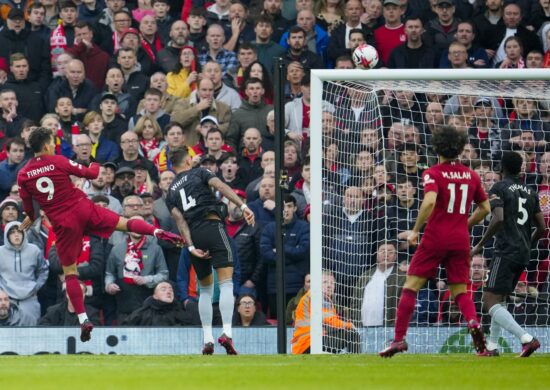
[{"xmin": 309, "ymin": 69, "xmax": 550, "ymax": 354}]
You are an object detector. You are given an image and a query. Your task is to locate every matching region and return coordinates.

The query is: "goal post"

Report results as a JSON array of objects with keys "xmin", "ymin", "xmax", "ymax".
[{"xmin": 309, "ymin": 69, "xmax": 550, "ymax": 354}]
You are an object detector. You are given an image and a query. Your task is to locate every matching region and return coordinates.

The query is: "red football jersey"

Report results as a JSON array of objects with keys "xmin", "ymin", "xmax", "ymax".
[
  {"xmin": 420, "ymin": 161, "xmax": 487, "ymax": 250},
  {"xmin": 17, "ymin": 155, "xmax": 100, "ymax": 224}
]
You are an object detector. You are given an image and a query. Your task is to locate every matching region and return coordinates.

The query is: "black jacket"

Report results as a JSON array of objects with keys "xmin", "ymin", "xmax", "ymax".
[
  {"xmin": 387, "ymin": 43, "xmax": 438, "ymax": 69},
  {"xmin": 0, "ymin": 27, "xmax": 51, "ymax": 90},
  {"xmin": 3, "ymin": 76, "xmax": 46, "ymax": 122},
  {"xmin": 122, "ymin": 296, "xmax": 195, "ymax": 326},
  {"xmin": 228, "ymin": 219, "xmax": 263, "ymax": 286},
  {"xmin": 38, "ymin": 300, "xmax": 100, "ymax": 326},
  {"xmin": 327, "ymin": 23, "xmax": 375, "ymax": 63},
  {"xmin": 46, "ymin": 78, "xmax": 97, "ymax": 116}
]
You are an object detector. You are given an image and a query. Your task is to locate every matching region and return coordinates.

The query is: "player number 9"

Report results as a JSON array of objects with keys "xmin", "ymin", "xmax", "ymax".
[{"xmin": 36, "ymin": 177, "xmax": 55, "ymax": 201}]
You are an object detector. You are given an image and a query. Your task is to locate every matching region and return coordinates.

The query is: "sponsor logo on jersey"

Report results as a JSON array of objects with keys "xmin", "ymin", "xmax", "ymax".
[{"xmin": 423, "ymin": 174, "xmax": 435, "ymax": 185}]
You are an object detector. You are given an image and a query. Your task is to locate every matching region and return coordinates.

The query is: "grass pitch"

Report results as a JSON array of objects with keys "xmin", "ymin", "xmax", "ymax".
[{"xmin": 0, "ymin": 354, "xmax": 548, "ymax": 390}]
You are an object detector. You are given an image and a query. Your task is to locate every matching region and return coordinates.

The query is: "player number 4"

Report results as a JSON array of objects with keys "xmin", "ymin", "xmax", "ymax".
[
  {"xmin": 179, "ymin": 188, "xmax": 197, "ymax": 211},
  {"xmin": 447, "ymin": 183, "xmax": 468, "ymax": 214},
  {"xmin": 36, "ymin": 177, "xmax": 55, "ymax": 201}
]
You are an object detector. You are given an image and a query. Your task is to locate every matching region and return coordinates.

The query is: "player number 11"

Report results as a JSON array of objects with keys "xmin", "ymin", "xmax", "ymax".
[{"xmin": 447, "ymin": 183, "xmax": 468, "ymax": 214}]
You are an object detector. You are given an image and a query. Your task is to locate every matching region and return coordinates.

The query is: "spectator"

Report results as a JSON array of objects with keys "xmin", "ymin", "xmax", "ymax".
[
  {"xmin": 105, "ymin": 215, "xmax": 169, "ymax": 323},
  {"xmin": 4, "ymin": 53, "xmax": 45, "ymax": 122},
  {"xmin": 0, "ymin": 221, "xmax": 49, "ymax": 322},
  {"xmin": 65, "ymin": 21, "xmax": 110, "ymax": 91},
  {"xmin": 495, "ymin": 36, "xmax": 525, "ymax": 68},
  {"xmin": 28, "ymin": 3, "xmax": 51, "ymax": 43},
  {"xmin": 261, "ymin": 0, "xmax": 290, "ymax": 43},
  {"xmin": 232, "ymin": 294, "xmax": 269, "ymax": 326},
  {"xmin": 314, "ymin": 0, "xmax": 345, "ymax": 34},
  {"xmin": 382, "ymin": 90, "xmax": 424, "ymax": 131},
  {"xmin": 503, "ymin": 98, "xmax": 550, "ymax": 151},
  {"xmin": 223, "ymin": 2, "xmax": 256, "ymax": 53},
  {"xmin": 72, "ymin": 134, "xmax": 95, "ymax": 166},
  {"xmin": 134, "ymin": 115, "xmax": 164, "ymax": 161},
  {"xmin": 388, "ymin": 16, "xmax": 436, "ymax": 69},
  {"xmin": 157, "ymin": 20, "xmax": 192, "ymax": 73},
  {"xmin": 253, "ymin": 14, "xmax": 286, "ymax": 72},
  {"xmin": 473, "ymin": 0, "xmax": 503, "ymax": 62},
  {"xmin": 284, "ymin": 140, "xmax": 302, "ymax": 179},
  {"xmin": 84, "ymin": 164, "xmax": 123, "ymax": 214},
  {"xmin": 82, "ymin": 110, "xmax": 120, "ymax": 163},
  {"xmin": 227, "ymin": 78, "xmax": 273, "ymax": 150},
  {"xmin": 217, "ymin": 151, "xmax": 245, "ymax": 189},
  {"xmin": 153, "ymin": 122, "xmax": 194, "ymax": 173},
  {"xmin": 425, "ymin": 0, "xmax": 460, "ymax": 58},
  {"xmin": 202, "ymin": 127, "xmax": 233, "ymax": 160},
  {"xmin": 247, "ymin": 176, "xmax": 276, "ymax": 224},
  {"xmin": 116, "ymin": 130, "xmax": 159, "ymax": 183},
  {"xmin": 139, "ymin": 15, "xmax": 163, "ymax": 74},
  {"xmin": 225, "ymin": 189, "xmax": 263, "ymax": 296},
  {"xmin": 99, "ymin": 91, "xmax": 129, "ymax": 144},
  {"xmin": 97, "ymin": 8, "xmax": 132, "ymax": 55},
  {"xmin": 41, "ymin": 0, "xmax": 60, "ymax": 30},
  {"xmin": 291, "ymin": 271, "xmax": 360, "ymax": 354},
  {"xmin": 468, "ymin": 97, "xmax": 501, "ymax": 161},
  {"xmin": 440, "ymin": 21, "xmax": 489, "ymax": 68},
  {"xmin": 166, "ymin": 46, "xmax": 199, "ymax": 99},
  {"xmin": 238, "ymin": 127, "xmax": 264, "ymax": 186},
  {"xmin": 282, "ymin": 9, "xmax": 329, "ymax": 60},
  {"xmin": 154, "ymin": 0, "xmax": 173, "ymax": 45},
  {"xmin": 446, "ymin": 41, "xmax": 471, "ymax": 69},
  {"xmin": 0, "ymin": 89, "xmax": 28, "ymax": 138},
  {"xmin": 186, "ymin": 7, "xmax": 208, "ymax": 50},
  {"xmin": 281, "ymin": 26, "xmax": 324, "ymax": 70},
  {"xmin": 261, "ymin": 194, "xmax": 310, "ymax": 318},
  {"xmin": 387, "ymin": 176, "xmax": 419, "ymax": 248},
  {"xmin": 285, "ymin": 273, "xmax": 310, "ymax": 324},
  {"xmin": 78, "ymin": 0, "xmax": 102, "ymax": 23},
  {"xmin": 0, "ymin": 8, "xmax": 51, "ymax": 90},
  {"xmin": 206, "ymin": 0, "xmax": 231, "ymax": 30},
  {"xmin": 38, "ymin": 277, "xmax": 100, "ymax": 326},
  {"xmin": 134, "ymin": 162, "xmax": 157, "ymax": 195},
  {"xmin": 351, "ymin": 242, "xmax": 406, "ymax": 326},
  {"xmin": 285, "ymin": 61, "xmax": 305, "ymax": 100},
  {"xmin": 374, "ymin": 0, "xmax": 406, "ymax": 66},
  {"xmin": 171, "ymin": 77, "xmax": 232, "ymax": 146},
  {"xmin": 201, "ymin": 60, "xmax": 242, "ymax": 112},
  {"xmin": 90, "ymin": 67, "xmax": 138, "ymax": 119},
  {"xmin": 0, "ymin": 289, "xmax": 36, "ymax": 326},
  {"xmin": 56, "ymin": 0, "xmax": 78, "ymax": 47},
  {"xmin": 0, "ymin": 138, "xmax": 26, "ymax": 201},
  {"xmin": 0, "ymin": 198, "xmax": 20, "ymax": 245},
  {"xmin": 46, "ymin": 59, "xmax": 97, "ymax": 119},
  {"xmin": 490, "ymin": 3, "xmax": 541, "ymax": 67},
  {"xmin": 360, "ymin": 0, "xmax": 383, "ymax": 29},
  {"xmin": 291, "ymin": 156, "xmax": 311, "ymax": 216},
  {"xmin": 129, "ymin": 88, "xmax": 171, "ymax": 131},
  {"xmin": 111, "ymin": 166, "xmax": 137, "ymax": 203},
  {"xmin": 198, "ymin": 24, "xmax": 239, "ymax": 79},
  {"xmin": 328, "ymin": 0, "xmax": 375, "ymax": 64},
  {"xmin": 263, "ymin": 109, "xmax": 276, "ymax": 151},
  {"xmin": 526, "ymin": 49, "xmax": 544, "ymax": 68},
  {"xmin": 117, "ymin": 47, "xmax": 150, "ymax": 102},
  {"xmin": 122, "ymin": 281, "xmax": 194, "ymax": 325},
  {"xmin": 231, "ymin": 44, "xmax": 258, "ymax": 91},
  {"xmin": 245, "ymin": 152, "xmax": 275, "ymax": 201},
  {"xmin": 284, "ymin": 74, "xmax": 310, "ymax": 144}
]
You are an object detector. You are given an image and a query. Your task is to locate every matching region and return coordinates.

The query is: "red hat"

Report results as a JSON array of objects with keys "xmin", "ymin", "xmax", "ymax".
[
  {"xmin": 119, "ymin": 28, "xmax": 140, "ymax": 43},
  {"xmin": 518, "ymin": 271, "xmax": 527, "ymax": 283},
  {"xmin": 181, "ymin": 45, "xmax": 197, "ymax": 55},
  {"xmin": 0, "ymin": 57, "xmax": 8, "ymax": 74}
]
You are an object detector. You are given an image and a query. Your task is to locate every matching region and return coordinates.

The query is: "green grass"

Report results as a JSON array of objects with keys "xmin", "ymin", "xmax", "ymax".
[{"xmin": 0, "ymin": 354, "xmax": 548, "ymax": 390}]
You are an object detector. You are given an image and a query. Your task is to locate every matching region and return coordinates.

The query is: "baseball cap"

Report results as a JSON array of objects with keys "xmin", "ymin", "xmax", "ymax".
[
  {"xmin": 139, "ymin": 192, "xmax": 153, "ymax": 199},
  {"xmin": 133, "ymin": 160, "xmax": 148, "ymax": 171},
  {"xmin": 0, "ymin": 197, "xmax": 19, "ymax": 213},
  {"xmin": 100, "ymin": 92, "xmax": 118, "ymax": 104},
  {"xmin": 120, "ymin": 27, "xmax": 140, "ymax": 42},
  {"xmin": 436, "ymin": 0, "xmax": 454, "ymax": 6},
  {"xmin": 474, "ymin": 97, "xmax": 492, "ymax": 106},
  {"xmin": 7, "ymin": 8, "xmax": 25, "ymax": 20},
  {"xmin": 115, "ymin": 166, "xmax": 135, "ymax": 177},
  {"xmin": 102, "ymin": 161, "xmax": 117, "ymax": 171},
  {"xmin": 200, "ymin": 154, "xmax": 217, "ymax": 165},
  {"xmin": 383, "ymin": 0, "xmax": 401, "ymax": 6},
  {"xmin": 200, "ymin": 115, "xmax": 219, "ymax": 126}
]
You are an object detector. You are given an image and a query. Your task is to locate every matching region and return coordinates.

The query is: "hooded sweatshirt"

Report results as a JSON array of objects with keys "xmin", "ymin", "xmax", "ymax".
[{"xmin": 0, "ymin": 221, "xmax": 49, "ymax": 300}]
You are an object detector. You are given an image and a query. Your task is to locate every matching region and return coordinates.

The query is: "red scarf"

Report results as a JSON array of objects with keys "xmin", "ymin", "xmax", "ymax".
[
  {"xmin": 140, "ymin": 138, "xmax": 159, "ymax": 159},
  {"xmin": 123, "ymin": 236, "xmax": 146, "ymax": 285},
  {"xmin": 50, "ymin": 20, "xmax": 67, "ymax": 77},
  {"xmin": 141, "ymin": 34, "xmax": 162, "ymax": 63},
  {"xmin": 544, "ymin": 52, "xmax": 550, "ymax": 68}
]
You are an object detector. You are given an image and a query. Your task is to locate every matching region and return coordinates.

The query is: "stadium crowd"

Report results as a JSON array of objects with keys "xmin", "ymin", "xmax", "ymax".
[{"xmin": 0, "ymin": 0, "xmax": 547, "ymax": 339}]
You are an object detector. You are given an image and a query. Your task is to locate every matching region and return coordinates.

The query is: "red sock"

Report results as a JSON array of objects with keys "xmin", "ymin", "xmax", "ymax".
[
  {"xmin": 126, "ymin": 218, "xmax": 156, "ymax": 236},
  {"xmin": 65, "ymin": 274, "xmax": 86, "ymax": 315},
  {"xmin": 394, "ymin": 288, "xmax": 417, "ymax": 342},
  {"xmin": 454, "ymin": 292, "xmax": 478, "ymax": 323}
]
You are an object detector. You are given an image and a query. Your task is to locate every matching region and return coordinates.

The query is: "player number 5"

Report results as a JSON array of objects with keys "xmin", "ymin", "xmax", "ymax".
[
  {"xmin": 517, "ymin": 197, "xmax": 528, "ymax": 225},
  {"xmin": 36, "ymin": 177, "xmax": 55, "ymax": 201},
  {"xmin": 179, "ymin": 188, "xmax": 197, "ymax": 211}
]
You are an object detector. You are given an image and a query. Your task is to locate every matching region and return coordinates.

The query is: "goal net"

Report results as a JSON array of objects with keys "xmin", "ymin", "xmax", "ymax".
[{"xmin": 309, "ymin": 69, "xmax": 550, "ymax": 354}]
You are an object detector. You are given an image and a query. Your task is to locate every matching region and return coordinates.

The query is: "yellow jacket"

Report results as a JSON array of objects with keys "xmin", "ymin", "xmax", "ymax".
[{"xmin": 166, "ymin": 69, "xmax": 193, "ymax": 99}]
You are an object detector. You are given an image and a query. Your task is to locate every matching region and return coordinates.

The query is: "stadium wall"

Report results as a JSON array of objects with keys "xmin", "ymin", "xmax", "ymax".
[{"xmin": 0, "ymin": 327, "xmax": 548, "ymax": 355}]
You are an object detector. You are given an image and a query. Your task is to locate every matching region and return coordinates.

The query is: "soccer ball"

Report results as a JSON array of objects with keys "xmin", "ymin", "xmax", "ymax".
[{"xmin": 352, "ymin": 44, "xmax": 379, "ymax": 69}]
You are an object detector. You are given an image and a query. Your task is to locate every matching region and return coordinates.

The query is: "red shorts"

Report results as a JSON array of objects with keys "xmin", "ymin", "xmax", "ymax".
[
  {"xmin": 407, "ymin": 243, "xmax": 471, "ymax": 284},
  {"xmin": 53, "ymin": 198, "xmax": 120, "ymax": 267}
]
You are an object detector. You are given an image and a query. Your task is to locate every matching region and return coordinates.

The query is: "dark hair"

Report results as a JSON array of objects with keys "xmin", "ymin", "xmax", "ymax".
[
  {"xmin": 283, "ymin": 194, "xmax": 297, "ymax": 205},
  {"xmin": 404, "ymin": 15, "xmax": 423, "ymax": 25},
  {"xmin": 91, "ymin": 194, "xmax": 110, "ymax": 205},
  {"xmin": 458, "ymin": 20, "xmax": 476, "ymax": 34},
  {"xmin": 152, "ymin": 0, "xmax": 170, "ymax": 4},
  {"xmin": 163, "ymin": 121, "xmax": 184, "ymax": 135},
  {"xmin": 348, "ymin": 28, "xmax": 365, "ymax": 39},
  {"xmin": 288, "ymin": 26, "xmax": 306, "ymax": 37},
  {"xmin": 75, "ymin": 20, "xmax": 92, "ymax": 30},
  {"xmin": 9, "ymin": 52, "xmax": 26, "ymax": 66},
  {"xmin": 144, "ymin": 88, "xmax": 163, "ymax": 99},
  {"xmin": 431, "ymin": 125, "xmax": 468, "ymax": 159},
  {"xmin": 243, "ymin": 77, "xmax": 264, "ymax": 90},
  {"xmin": 206, "ymin": 127, "xmax": 224, "ymax": 140},
  {"xmin": 236, "ymin": 293, "xmax": 256, "ymax": 307},
  {"xmin": 168, "ymin": 147, "xmax": 190, "ymax": 167},
  {"xmin": 188, "ymin": 6, "xmax": 206, "ymax": 17},
  {"xmin": 59, "ymin": 0, "xmax": 77, "ymax": 10},
  {"xmin": 172, "ymin": 46, "xmax": 201, "ymax": 74},
  {"xmin": 400, "ymin": 142, "xmax": 418, "ymax": 153},
  {"xmin": 238, "ymin": 43, "xmax": 256, "ymax": 54},
  {"xmin": 218, "ymin": 151, "xmax": 238, "ymax": 165},
  {"xmin": 28, "ymin": 3, "xmax": 46, "ymax": 12},
  {"xmin": 28, "ymin": 127, "xmax": 53, "ymax": 153},
  {"xmin": 501, "ymin": 151, "xmax": 523, "ymax": 175},
  {"xmin": 239, "ymin": 61, "xmax": 273, "ymax": 101},
  {"xmin": 6, "ymin": 137, "xmax": 25, "ymax": 152},
  {"xmin": 255, "ymin": 14, "xmax": 274, "ymax": 27}
]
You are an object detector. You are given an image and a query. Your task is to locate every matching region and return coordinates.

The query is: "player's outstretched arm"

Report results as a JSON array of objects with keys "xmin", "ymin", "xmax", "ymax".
[
  {"xmin": 170, "ymin": 207, "xmax": 210, "ymax": 259},
  {"xmin": 408, "ymin": 191, "xmax": 437, "ymax": 246},
  {"xmin": 208, "ymin": 177, "xmax": 255, "ymax": 226},
  {"xmin": 61, "ymin": 158, "xmax": 101, "ymax": 180},
  {"xmin": 471, "ymin": 205, "xmax": 503, "ymax": 256},
  {"xmin": 531, "ymin": 212, "xmax": 546, "ymax": 245},
  {"xmin": 467, "ymin": 199, "xmax": 491, "ymax": 229}
]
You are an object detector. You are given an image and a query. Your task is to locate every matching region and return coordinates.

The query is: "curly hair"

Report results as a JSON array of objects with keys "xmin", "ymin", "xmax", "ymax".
[
  {"xmin": 431, "ymin": 125, "xmax": 468, "ymax": 159},
  {"xmin": 501, "ymin": 151, "xmax": 523, "ymax": 175}
]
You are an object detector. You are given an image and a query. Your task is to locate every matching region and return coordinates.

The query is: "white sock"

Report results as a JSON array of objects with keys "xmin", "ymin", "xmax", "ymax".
[
  {"xmin": 520, "ymin": 333, "xmax": 534, "ymax": 344},
  {"xmin": 77, "ymin": 313, "xmax": 89, "ymax": 324},
  {"xmin": 199, "ymin": 284, "xmax": 214, "ymax": 344},
  {"xmin": 487, "ymin": 316, "xmax": 502, "ymax": 351},
  {"xmin": 489, "ymin": 303, "xmax": 530, "ymax": 343},
  {"xmin": 218, "ymin": 278, "xmax": 234, "ymax": 338}
]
